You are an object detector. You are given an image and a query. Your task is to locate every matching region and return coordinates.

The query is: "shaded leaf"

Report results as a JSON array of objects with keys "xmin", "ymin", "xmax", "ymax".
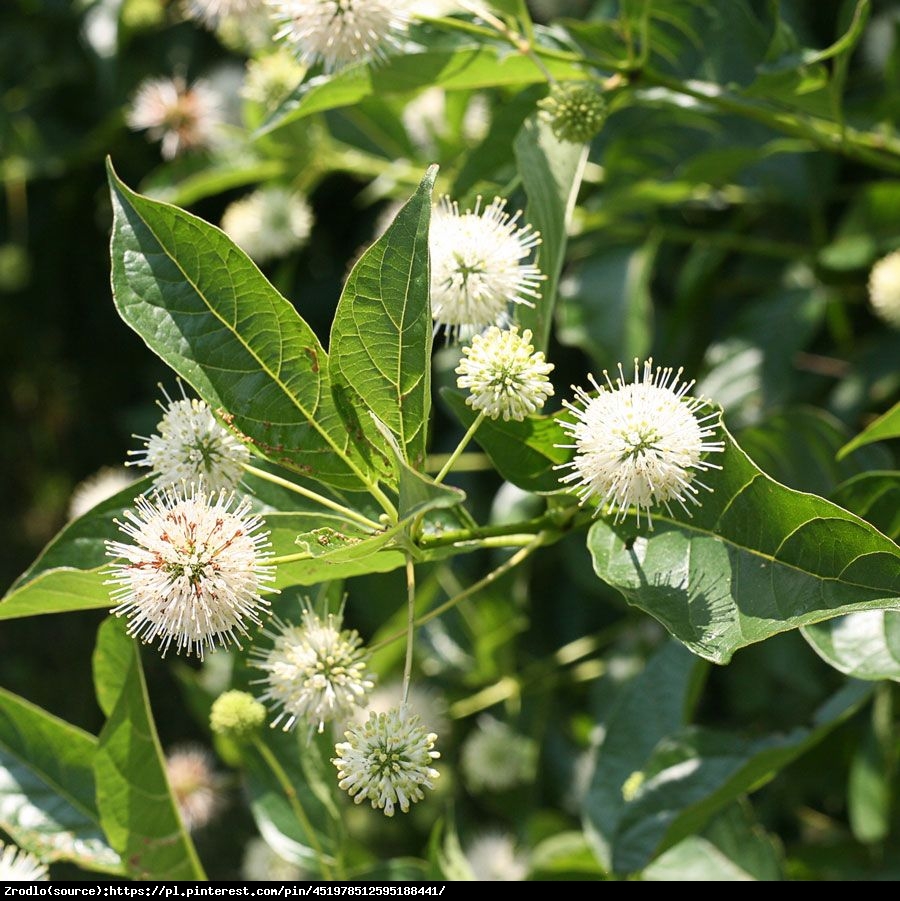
[
  {"xmin": 0, "ymin": 688, "xmax": 121, "ymax": 874},
  {"xmin": 803, "ymin": 611, "xmax": 900, "ymax": 682},
  {"xmin": 838, "ymin": 399, "xmax": 900, "ymax": 459},
  {"xmin": 93, "ymin": 618, "xmax": 205, "ymax": 880},
  {"xmin": 831, "ymin": 471, "xmax": 900, "ymax": 541}
]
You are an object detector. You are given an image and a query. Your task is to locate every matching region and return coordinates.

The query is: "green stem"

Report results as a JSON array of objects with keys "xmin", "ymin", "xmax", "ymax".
[
  {"xmin": 244, "ymin": 463, "xmax": 383, "ymax": 531},
  {"xmin": 434, "ymin": 412, "xmax": 486, "ymax": 484},
  {"xmin": 425, "ymin": 451, "xmax": 491, "ymax": 474},
  {"xmin": 401, "ymin": 556, "xmax": 417, "ymax": 709},
  {"xmin": 370, "ymin": 534, "xmax": 545, "ymax": 652},
  {"xmin": 252, "ymin": 737, "xmax": 335, "ymax": 881}
]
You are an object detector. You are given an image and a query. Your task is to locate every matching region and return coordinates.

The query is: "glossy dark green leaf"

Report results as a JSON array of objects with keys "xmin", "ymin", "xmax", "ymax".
[
  {"xmin": 0, "ymin": 688, "xmax": 121, "ymax": 874},
  {"xmin": 260, "ymin": 46, "xmax": 587, "ymax": 133},
  {"xmin": 442, "ymin": 389, "xmax": 569, "ymax": 492},
  {"xmin": 584, "ymin": 641, "xmax": 705, "ymax": 870},
  {"xmin": 93, "ymin": 618, "xmax": 205, "ymax": 880},
  {"xmin": 803, "ymin": 611, "xmax": 900, "ymax": 682},
  {"xmin": 612, "ymin": 681, "xmax": 870, "ymax": 874},
  {"xmin": 330, "ymin": 167, "xmax": 436, "ymax": 474},
  {"xmin": 107, "ymin": 161, "xmax": 373, "ymax": 490},
  {"xmin": 587, "ymin": 426, "xmax": 900, "ymax": 664},
  {"xmin": 513, "ymin": 116, "xmax": 588, "ymax": 352}
]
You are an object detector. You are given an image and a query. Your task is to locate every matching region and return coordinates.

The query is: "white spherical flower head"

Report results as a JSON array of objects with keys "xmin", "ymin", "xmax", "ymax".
[
  {"xmin": 430, "ymin": 196, "xmax": 545, "ymax": 341},
  {"xmin": 557, "ymin": 359, "xmax": 724, "ymax": 527},
  {"xmin": 868, "ymin": 249, "xmax": 900, "ymax": 328},
  {"xmin": 0, "ymin": 842, "xmax": 49, "ymax": 882},
  {"xmin": 254, "ymin": 609, "xmax": 375, "ymax": 733},
  {"xmin": 465, "ymin": 833, "xmax": 529, "ymax": 882},
  {"xmin": 165, "ymin": 744, "xmax": 227, "ymax": 832},
  {"xmin": 269, "ymin": 0, "xmax": 409, "ymax": 72},
  {"xmin": 105, "ymin": 484, "xmax": 275, "ymax": 658},
  {"xmin": 126, "ymin": 76, "xmax": 223, "ymax": 160},
  {"xmin": 221, "ymin": 187, "xmax": 314, "ymax": 263},
  {"xmin": 184, "ymin": 0, "xmax": 263, "ymax": 28},
  {"xmin": 68, "ymin": 466, "xmax": 136, "ymax": 521},
  {"xmin": 460, "ymin": 715, "xmax": 537, "ymax": 793},
  {"xmin": 129, "ymin": 385, "xmax": 250, "ymax": 494},
  {"xmin": 332, "ymin": 708, "xmax": 440, "ymax": 816},
  {"xmin": 456, "ymin": 326, "xmax": 555, "ymax": 421}
]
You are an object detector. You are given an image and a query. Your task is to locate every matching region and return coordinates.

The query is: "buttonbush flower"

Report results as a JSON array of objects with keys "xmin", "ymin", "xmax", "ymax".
[
  {"xmin": 254, "ymin": 609, "xmax": 375, "ymax": 733},
  {"xmin": 126, "ymin": 76, "xmax": 223, "ymax": 159},
  {"xmin": 465, "ymin": 833, "xmax": 529, "ymax": 881},
  {"xmin": 557, "ymin": 359, "xmax": 724, "ymax": 527},
  {"xmin": 184, "ymin": 0, "xmax": 264, "ymax": 27},
  {"xmin": 868, "ymin": 249, "xmax": 900, "ymax": 328},
  {"xmin": 128, "ymin": 385, "xmax": 250, "ymax": 494},
  {"xmin": 211, "ymin": 690, "xmax": 268, "ymax": 739},
  {"xmin": 0, "ymin": 841, "xmax": 48, "ymax": 882},
  {"xmin": 105, "ymin": 485, "xmax": 275, "ymax": 658},
  {"xmin": 460, "ymin": 715, "xmax": 537, "ymax": 793},
  {"xmin": 538, "ymin": 81, "xmax": 607, "ymax": 143},
  {"xmin": 68, "ymin": 466, "xmax": 136, "ymax": 520},
  {"xmin": 456, "ymin": 326, "xmax": 554, "ymax": 421},
  {"xmin": 332, "ymin": 708, "xmax": 440, "ymax": 816},
  {"xmin": 165, "ymin": 744, "xmax": 227, "ymax": 831},
  {"xmin": 221, "ymin": 186, "xmax": 313, "ymax": 263},
  {"xmin": 242, "ymin": 51, "xmax": 307, "ymax": 110},
  {"xmin": 269, "ymin": 0, "xmax": 410, "ymax": 72},
  {"xmin": 430, "ymin": 196, "xmax": 544, "ymax": 341}
]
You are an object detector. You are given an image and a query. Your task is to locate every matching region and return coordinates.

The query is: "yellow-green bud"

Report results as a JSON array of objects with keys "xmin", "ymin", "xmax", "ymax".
[
  {"xmin": 538, "ymin": 82, "xmax": 607, "ymax": 144},
  {"xmin": 210, "ymin": 690, "xmax": 266, "ymax": 740}
]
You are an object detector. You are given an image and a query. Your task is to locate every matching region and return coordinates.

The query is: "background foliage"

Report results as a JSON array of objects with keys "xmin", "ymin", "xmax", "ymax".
[{"xmin": 2, "ymin": 0, "xmax": 900, "ymax": 882}]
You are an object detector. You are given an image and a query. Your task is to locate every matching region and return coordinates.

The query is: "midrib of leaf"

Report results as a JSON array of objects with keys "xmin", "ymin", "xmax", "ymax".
[
  {"xmin": 117, "ymin": 182, "xmax": 374, "ymax": 491},
  {"xmin": 0, "ymin": 689, "xmax": 100, "ymax": 824}
]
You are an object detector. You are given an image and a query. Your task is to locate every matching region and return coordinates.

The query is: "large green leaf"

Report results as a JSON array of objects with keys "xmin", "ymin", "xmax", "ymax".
[
  {"xmin": 0, "ymin": 688, "xmax": 121, "ymax": 874},
  {"xmin": 831, "ymin": 472, "xmax": 900, "ymax": 541},
  {"xmin": 260, "ymin": 45, "xmax": 587, "ymax": 133},
  {"xmin": 838, "ymin": 399, "xmax": 900, "ymax": 460},
  {"xmin": 442, "ymin": 389, "xmax": 569, "ymax": 492},
  {"xmin": 93, "ymin": 618, "xmax": 205, "ymax": 880},
  {"xmin": 107, "ymin": 161, "xmax": 373, "ymax": 490},
  {"xmin": 802, "ymin": 612, "xmax": 900, "ymax": 683},
  {"xmin": 584, "ymin": 641, "xmax": 705, "ymax": 871},
  {"xmin": 586, "ymin": 426, "xmax": 900, "ymax": 664},
  {"xmin": 513, "ymin": 116, "xmax": 588, "ymax": 353},
  {"xmin": 329, "ymin": 168, "xmax": 435, "ymax": 474},
  {"xmin": 610, "ymin": 681, "xmax": 870, "ymax": 874}
]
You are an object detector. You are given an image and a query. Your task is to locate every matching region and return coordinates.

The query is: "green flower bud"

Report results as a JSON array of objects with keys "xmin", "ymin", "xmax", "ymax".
[
  {"xmin": 210, "ymin": 690, "xmax": 266, "ymax": 741},
  {"xmin": 538, "ymin": 82, "xmax": 607, "ymax": 144}
]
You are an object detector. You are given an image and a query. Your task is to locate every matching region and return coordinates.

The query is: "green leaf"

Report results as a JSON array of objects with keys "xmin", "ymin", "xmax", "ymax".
[
  {"xmin": 838, "ymin": 399, "xmax": 900, "ymax": 459},
  {"xmin": 93, "ymin": 618, "xmax": 205, "ymax": 880},
  {"xmin": 830, "ymin": 472, "xmax": 900, "ymax": 541},
  {"xmin": 244, "ymin": 730, "xmax": 337, "ymax": 876},
  {"xmin": 802, "ymin": 611, "xmax": 900, "ymax": 682},
  {"xmin": 92, "ymin": 615, "xmax": 133, "ymax": 718},
  {"xmin": 528, "ymin": 831, "xmax": 606, "ymax": 879},
  {"xmin": 513, "ymin": 116, "xmax": 588, "ymax": 352},
  {"xmin": 0, "ymin": 688, "xmax": 122, "ymax": 874},
  {"xmin": 442, "ymin": 389, "xmax": 569, "ymax": 492},
  {"xmin": 107, "ymin": 161, "xmax": 372, "ymax": 490},
  {"xmin": 586, "ymin": 425, "xmax": 900, "ymax": 664},
  {"xmin": 329, "ymin": 167, "xmax": 436, "ymax": 475},
  {"xmin": 260, "ymin": 46, "xmax": 587, "ymax": 133},
  {"xmin": 848, "ymin": 686, "xmax": 893, "ymax": 845},
  {"xmin": 611, "ymin": 681, "xmax": 870, "ymax": 874},
  {"xmin": 584, "ymin": 641, "xmax": 705, "ymax": 871},
  {"xmin": 642, "ymin": 836, "xmax": 759, "ymax": 881},
  {"xmin": 556, "ymin": 242, "xmax": 656, "ymax": 368},
  {"xmin": 0, "ymin": 569, "xmax": 111, "ymax": 622}
]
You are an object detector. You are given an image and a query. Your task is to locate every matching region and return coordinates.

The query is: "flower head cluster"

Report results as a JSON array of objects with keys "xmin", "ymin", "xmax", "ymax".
[
  {"xmin": 211, "ymin": 690, "xmax": 268, "ymax": 739},
  {"xmin": 165, "ymin": 744, "xmax": 227, "ymax": 831},
  {"xmin": 126, "ymin": 76, "xmax": 223, "ymax": 159},
  {"xmin": 269, "ymin": 0, "xmax": 410, "ymax": 73},
  {"xmin": 184, "ymin": 0, "xmax": 263, "ymax": 28},
  {"xmin": 254, "ymin": 609, "xmax": 375, "ymax": 733},
  {"xmin": 460, "ymin": 715, "xmax": 537, "ymax": 793},
  {"xmin": 557, "ymin": 359, "xmax": 724, "ymax": 527},
  {"xmin": 0, "ymin": 841, "xmax": 48, "ymax": 882},
  {"xmin": 465, "ymin": 833, "xmax": 529, "ymax": 881},
  {"xmin": 221, "ymin": 187, "xmax": 314, "ymax": 263},
  {"xmin": 242, "ymin": 51, "xmax": 307, "ymax": 110},
  {"xmin": 868, "ymin": 249, "xmax": 900, "ymax": 328},
  {"xmin": 430, "ymin": 196, "xmax": 544, "ymax": 341},
  {"xmin": 456, "ymin": 326, "xmax": 554, "ymax": 421},
  {"xmin": 332, "ymin": 708, "xmax": 440, "ymax": 816},
  {"xmin": 129, "ymin": 386, "xmax": 250, "ymax": 494},
  {"xmin": 538, "ymin": 82, "xmax": 607, "ymax": 144},
  {"xmin": 68, "ymin": 467, "xmax": 136, "ymax": 520},
  {"xmin": 105, "ymin": 484, "xmax": 275, "ymax": 658}
]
